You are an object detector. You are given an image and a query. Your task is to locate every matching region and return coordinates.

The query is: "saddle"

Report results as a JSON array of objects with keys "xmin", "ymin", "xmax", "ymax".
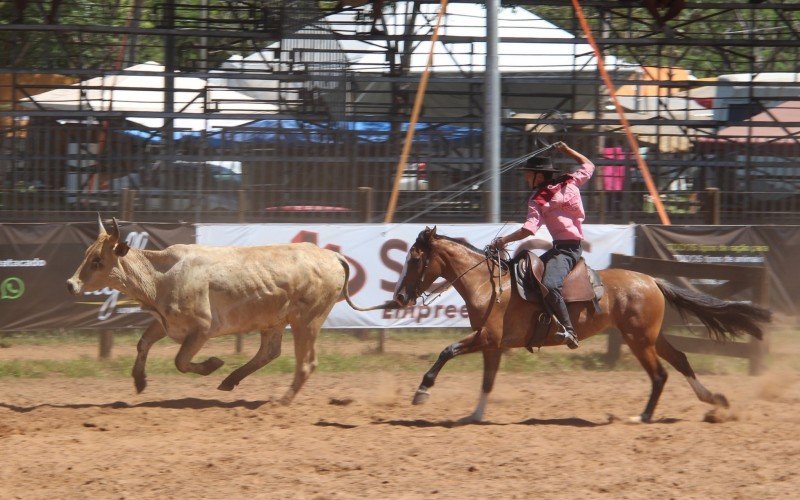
[{"xmin": 512, "ymin": 251, "xmax": 604, "ymax": 349}]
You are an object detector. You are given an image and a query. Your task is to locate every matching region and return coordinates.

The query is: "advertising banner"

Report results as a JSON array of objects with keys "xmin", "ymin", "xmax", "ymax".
[
  {"xmin": 0, "ymin": 222, "xmax": 194, "ymax": 331},
  {"xmin": 198, "ymin": 223, "xmax": 635, "ymax": 328},
  {"xmin": 635, "ymin": 225, "xmax": 800, "ymax": 316}
]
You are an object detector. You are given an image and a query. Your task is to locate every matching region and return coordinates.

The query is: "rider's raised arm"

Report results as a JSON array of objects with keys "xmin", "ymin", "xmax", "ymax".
[{"xmin": 555, "ymin": 142, "xmax": 595, "ymax": 188}]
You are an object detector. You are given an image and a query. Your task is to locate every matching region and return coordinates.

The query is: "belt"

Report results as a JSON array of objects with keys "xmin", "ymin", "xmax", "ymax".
[{"xmin": 552, "ymin": 239, "xmax": 581, "ymax": 249}]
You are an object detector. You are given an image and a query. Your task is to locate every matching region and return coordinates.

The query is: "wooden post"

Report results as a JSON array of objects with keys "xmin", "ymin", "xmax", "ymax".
[
  {"xmin": 377, "ymin": 329, "xmax": 386, "ymax": 353},
  {"xmin": 749, "ymin": 266, "xmax": 770, "ymax": 375},
  {"xmin": 597, "ymin": 190, "xmax": 606, "ymax": 224},
  {"xmin": 120, "ymin": 188, "xmax": 131, "ymax": 220},
  {"xmin": 704, "ymin": 187, "xmax": 720, "ymax": 225},
  {"xmin": 604, "ymin": 329, "xmax": 622, "ymax": 366},
  {"xmin": 237, "ymin": 189, "xmax": 247, "ymax": 222},
  {"xmin": 235, "ymin": 333, "xmax": 244, "ymax": 354},
  {"xmin": 98, "ymin": 330, "xmax": 114, "ymax": 359},
  {"xmin": 358, "ymin": 186, "xmax": 373, "ymax": 222},
  {"xmin": 129, "ymin": 189, "xmax": 137, "ymax": 221}
]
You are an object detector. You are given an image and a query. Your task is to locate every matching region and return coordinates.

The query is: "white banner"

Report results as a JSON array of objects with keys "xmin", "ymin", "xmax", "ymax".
[{"xmin": 197, "ymin": 224, "xmax": 635, "ymax": 328}]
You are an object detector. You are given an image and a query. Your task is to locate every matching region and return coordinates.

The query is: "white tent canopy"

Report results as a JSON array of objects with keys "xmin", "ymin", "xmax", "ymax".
[
  {"xmin": 212, "ymin": 2, "xmax": 636, "ymax": 117},
  {"xmin": 21, "ymin": 62, "xmax": 278, "ymax": 131},
  {"xmin": 328, "ymin": 1, "xmax": 629, "ymax": 74}
]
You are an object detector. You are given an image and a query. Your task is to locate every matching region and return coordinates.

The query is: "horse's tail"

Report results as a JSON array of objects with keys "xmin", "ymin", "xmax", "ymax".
[
  {"xmin": 336, "ymin": 253, "xmax": 397, "ymax": 312},
  {"xmin": 655, "ymin": 279, "xmax": 771, "ymax": 341}
]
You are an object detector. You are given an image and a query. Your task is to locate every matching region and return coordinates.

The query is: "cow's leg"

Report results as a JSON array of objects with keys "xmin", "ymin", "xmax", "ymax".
[
  {"xmin": 132, "ymin": 321, "xmax": 167, "ymax": 393},
  {"xmin": 174, "ymin": 332, "xmax": 224, "ymax": 375},
  {"xmin": 280, "ymin": 317, "xmax": 323, "ymax": 405},
  {"xmin": 218, "ymin": 327, "xmax": 284, "ymax": 391},
  {"xmin": 413, "ymin": 329, "xmax": 488, "ymax": 405}
]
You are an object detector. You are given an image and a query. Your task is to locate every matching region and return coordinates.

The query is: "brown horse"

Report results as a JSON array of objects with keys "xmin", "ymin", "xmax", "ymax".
[{"xmin": 392, "ymin": 227, "xmax": 771, "ymax": 423}]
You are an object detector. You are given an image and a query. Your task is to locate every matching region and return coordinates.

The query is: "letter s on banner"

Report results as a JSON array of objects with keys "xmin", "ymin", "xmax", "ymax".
[{"xmin": 380, "ymin": 239, "xmax": 408, "ymax": 293}]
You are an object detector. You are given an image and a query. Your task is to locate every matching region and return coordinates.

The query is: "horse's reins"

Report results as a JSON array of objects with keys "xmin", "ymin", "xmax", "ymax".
[{"xmin": 415, "ymin": 245, "xmax": 511, "ymax": 307}]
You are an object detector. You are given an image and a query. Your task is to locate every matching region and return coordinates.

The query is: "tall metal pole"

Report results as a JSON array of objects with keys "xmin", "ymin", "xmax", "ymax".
[
  {"xmin": 484, "ymin": 0, "xmax": 501, "ymax": 223},
  {"xmin": 163, "ymin": 0, "xmax": 176, "ymax": 212}
]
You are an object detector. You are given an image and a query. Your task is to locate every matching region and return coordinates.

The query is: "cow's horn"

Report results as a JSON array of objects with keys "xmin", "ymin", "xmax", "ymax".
[
  {"xmin": 111, "ymin": 217, "xmax": 121, "ymax": 240},
  {"xmin": 97, "ymin": 213, "xmax": 107, "ymax": 235}
]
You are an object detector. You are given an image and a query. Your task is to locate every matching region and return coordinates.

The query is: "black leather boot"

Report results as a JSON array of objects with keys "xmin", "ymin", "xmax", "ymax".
[{"xmin": 545, "ymin": 291, "xmax": 579, "ymax": 349}]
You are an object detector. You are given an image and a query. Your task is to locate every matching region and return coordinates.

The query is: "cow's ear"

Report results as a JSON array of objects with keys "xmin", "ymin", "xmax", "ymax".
[{"xmin": 114, "ymin": 241, "xmax": 130, "ymax": 257}]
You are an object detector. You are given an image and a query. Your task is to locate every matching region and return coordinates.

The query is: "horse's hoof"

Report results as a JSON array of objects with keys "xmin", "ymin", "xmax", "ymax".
[
  {"xmin": 412, "ymin": 389, "xmax": 430, "ymax": 405},
  {"xmin": 457, "ymin": 414, "xmax": 482, "ymax": 425},
  {"xmin": 627, "ymin": 415, "xmax": 650, "ymax": 424},
  {"xmin": 712, "ymin": 393, "xmax": 730, "ymax": 408}
]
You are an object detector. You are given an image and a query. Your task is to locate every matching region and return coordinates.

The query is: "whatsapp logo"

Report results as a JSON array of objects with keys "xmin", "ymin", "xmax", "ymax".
[{"xmin": 1, "ymin": 277, "xmax": 25, "ymax": 300}]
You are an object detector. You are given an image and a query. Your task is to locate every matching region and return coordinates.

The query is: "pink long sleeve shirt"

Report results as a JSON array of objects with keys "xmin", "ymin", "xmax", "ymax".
[{"xmin": 522, "ymin": 161, "xmax": 595, "ymax": 241}]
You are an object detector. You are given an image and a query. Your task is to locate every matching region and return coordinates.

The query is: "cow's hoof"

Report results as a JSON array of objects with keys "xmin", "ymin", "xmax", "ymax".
[
  {"xmin": 134, "ymin": 377, "xmax": 147, "ymax": 394},
  {"xmin": 217, "ymin": 379, "xmax": 237, "ymax": 392},
  {"xmin": 412, "ymin": 389, "xmax": 430, "ymax": 405},
  {"xmin": 202, "ymin": 357, "xmax": 225, "ymax": 375}
]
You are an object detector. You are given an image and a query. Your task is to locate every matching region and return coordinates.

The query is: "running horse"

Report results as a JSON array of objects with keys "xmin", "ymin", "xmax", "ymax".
[{"xmin": 392, "ymin": 227, "xmax": 771, "ymax": 423}]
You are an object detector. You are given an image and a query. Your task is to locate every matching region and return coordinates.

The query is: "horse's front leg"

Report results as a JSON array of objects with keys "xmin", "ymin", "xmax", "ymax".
[
  {"xmin": 458, "ymin": 348, "xmax": 502, "ymax": 423},
  {"xmin": 412, "ymin": 329, "xmax": 489, "ymax": 405}
]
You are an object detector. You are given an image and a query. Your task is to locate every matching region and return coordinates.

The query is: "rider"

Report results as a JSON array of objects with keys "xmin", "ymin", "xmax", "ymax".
[{"xmin": 491, "ymin": 141, "xmax": 595, "ymax": 350}]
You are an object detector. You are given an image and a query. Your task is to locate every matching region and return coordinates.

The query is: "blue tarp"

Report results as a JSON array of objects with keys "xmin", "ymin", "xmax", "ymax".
[{"xmin": 122, "ymin": 120, "xmax": 485, "ymax": 146}]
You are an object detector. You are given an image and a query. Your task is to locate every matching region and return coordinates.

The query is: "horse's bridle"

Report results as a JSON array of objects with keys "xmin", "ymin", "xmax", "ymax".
[
  {"xmin": 404, "ymin": 248, "xmax": 432, "ymax": 305},
  {"xmin": 403, "ymin": 243, "xmax": 504, "ymax": 306}
]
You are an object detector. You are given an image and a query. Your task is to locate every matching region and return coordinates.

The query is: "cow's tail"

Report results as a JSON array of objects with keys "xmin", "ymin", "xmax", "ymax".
[
  {"xmin": 655, "ymin": 279, "xmax": 771, "ymax": 341},
  {"xmin": 337, "ymin": 254, "xmax": 398, "ymax": 311}
]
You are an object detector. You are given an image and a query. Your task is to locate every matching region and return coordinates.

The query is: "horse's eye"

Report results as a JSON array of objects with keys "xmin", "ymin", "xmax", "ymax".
[{"xmin": 91, "ymin": 257, "xmax": 102, "ymax": 269}]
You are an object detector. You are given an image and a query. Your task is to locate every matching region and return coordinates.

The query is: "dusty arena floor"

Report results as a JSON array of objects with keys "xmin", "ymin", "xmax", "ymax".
[{"xmin": 1, "ymin": 365, "xmax": 799, "ymax": 499}]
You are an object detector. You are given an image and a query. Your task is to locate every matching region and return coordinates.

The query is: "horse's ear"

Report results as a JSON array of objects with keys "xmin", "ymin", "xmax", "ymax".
[{"xmin": 430, "ymin": 225, "xmax": 437, "ymax": 237}]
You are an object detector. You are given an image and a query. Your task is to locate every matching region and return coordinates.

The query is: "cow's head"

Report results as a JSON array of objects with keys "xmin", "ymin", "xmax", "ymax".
[{"xmin": 66, "ymin": 215, "xmax": 131, "ymax": 295}]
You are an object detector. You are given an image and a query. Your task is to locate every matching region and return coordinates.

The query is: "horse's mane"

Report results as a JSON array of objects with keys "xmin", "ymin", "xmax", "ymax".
[{"xmin": 435, "ymin": 234, "xmax": 484, "ymax": 254}]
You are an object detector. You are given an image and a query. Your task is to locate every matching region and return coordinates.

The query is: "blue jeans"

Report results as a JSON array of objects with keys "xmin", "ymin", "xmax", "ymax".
[{"xmin": 541, "ymin": 240, "xmax": 583, "ymax": 302}]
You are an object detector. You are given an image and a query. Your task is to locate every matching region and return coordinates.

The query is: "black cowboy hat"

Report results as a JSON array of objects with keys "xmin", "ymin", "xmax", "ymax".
[{"xmin": 519, "ymin": 156, "xmax": 560, "ymax": 173}]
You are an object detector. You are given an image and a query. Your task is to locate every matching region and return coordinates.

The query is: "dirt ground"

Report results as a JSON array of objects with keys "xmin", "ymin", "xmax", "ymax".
[{"xmin": 1, "ymin": 364, "xmax": 799, "ymax": 499}]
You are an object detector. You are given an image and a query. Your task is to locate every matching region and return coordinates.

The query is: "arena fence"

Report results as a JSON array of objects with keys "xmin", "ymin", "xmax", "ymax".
[
  {"xmin": 606, "ymin": 253, "xmax": 769, "ymax": 375},
  {"xmin": 2, "ymin": 1, "xmax": 800, "ymax": 225}
]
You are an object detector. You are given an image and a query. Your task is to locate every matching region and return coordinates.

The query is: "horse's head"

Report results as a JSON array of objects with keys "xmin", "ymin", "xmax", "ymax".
[{"xmin": 393, "ymin": 226, "xmax": 444, "ymax": 307}]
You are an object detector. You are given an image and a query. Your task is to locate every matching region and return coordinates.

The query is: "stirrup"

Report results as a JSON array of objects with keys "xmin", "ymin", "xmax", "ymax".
[{"xmin": 554, "ymin": 327, "xmax": 579, "ymax": 350}]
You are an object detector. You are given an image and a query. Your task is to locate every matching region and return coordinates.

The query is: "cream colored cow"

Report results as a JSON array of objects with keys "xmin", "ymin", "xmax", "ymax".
[{"xmin": 66, "ymin": 216, "xmax": 380, "ymax": 403}]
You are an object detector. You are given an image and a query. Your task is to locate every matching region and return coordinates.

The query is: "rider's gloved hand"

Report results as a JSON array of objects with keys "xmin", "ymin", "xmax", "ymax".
[{"xmin": 490, "ymin": 237, "xmax": 505, "ymax": 251}]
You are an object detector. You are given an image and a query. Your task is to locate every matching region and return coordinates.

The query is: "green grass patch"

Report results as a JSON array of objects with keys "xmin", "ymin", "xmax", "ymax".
[{"xmin": 0, "ymin": 326, "xmax": 792, "ymax": 379}]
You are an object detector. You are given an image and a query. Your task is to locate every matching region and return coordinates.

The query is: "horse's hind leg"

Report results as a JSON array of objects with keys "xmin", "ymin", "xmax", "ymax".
[
  {"xmin": 218, "ymin": 327, "xmax": 284, "ymax": 391},
  {"xmin": 623, "ymin": 329, "xmax": 668, "ymax": 423},
  {"xmin": 656, "ymin": 335, "xmax": 729, "ymax": 408}
]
